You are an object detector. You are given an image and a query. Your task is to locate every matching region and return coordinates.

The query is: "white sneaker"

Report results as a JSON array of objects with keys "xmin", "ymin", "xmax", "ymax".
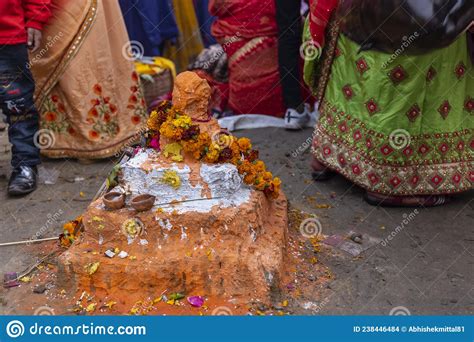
[{"xmin": 284, "ymin": 104, "xmax": 311, "ymax": 130}]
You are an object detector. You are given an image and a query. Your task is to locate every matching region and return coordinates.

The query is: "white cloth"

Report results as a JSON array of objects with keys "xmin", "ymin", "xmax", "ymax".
[{"xmin": 218, "ymin": 109, "xmax": 319, "ymax": 132}]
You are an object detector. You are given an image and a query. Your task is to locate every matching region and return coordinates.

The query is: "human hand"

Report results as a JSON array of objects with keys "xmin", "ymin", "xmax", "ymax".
[{"xmin": 27, "ymin": 28, "xmax": 43, "ymax": 52}]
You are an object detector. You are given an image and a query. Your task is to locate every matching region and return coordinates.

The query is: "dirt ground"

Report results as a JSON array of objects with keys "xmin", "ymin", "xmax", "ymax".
[{"xmin": 0, "ymin": 127, "xmax": 473, "ymax": 315}]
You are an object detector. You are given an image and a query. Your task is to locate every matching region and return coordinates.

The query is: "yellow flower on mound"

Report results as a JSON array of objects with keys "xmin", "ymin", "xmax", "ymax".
[
  {"xmin": 147, "ymin": 111, "xmax": 161, "ymax": 131},
  {"xmin": 160, "ymin": 170, "xmax": 181, "ymax": 189},
  {"xmin": 145, "ymin": 102, "xmax": 282, "ymax": 198},
  {"xmin": 160, "ymin": 120, "xmax": 184, "ymax": 140},
  {"xmin": 204, "ymin": 144, "xmax": 220, "ymax": 163},
  {"xmin": 182, "ymin": 132, "xmax": 211, "ymax": 156},
  {"xmin": 84, "ymin": 262, "xmax": 100, "ymax": 275},
  {"xmin": 172, "ymin": 115, "xmax": 192, "ymax": 129},
  {"xmin": 163, "ymin": 142, "xmax": 184, "ymax": 162}
]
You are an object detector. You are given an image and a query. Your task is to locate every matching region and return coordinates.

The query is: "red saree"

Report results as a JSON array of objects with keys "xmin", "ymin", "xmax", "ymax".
[{"xmin": 210, "ymin": 0, "xmax": 285, "ymax": 116}]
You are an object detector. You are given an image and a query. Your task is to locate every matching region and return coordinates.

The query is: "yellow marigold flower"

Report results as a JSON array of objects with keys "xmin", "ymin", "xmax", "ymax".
[
  {"xmin": 160, "ymin": 121, "xmax": 183, "ymax": 140},
  {"xmin": 172, "ymin": 115, "xmax": 192, "ymax": 129},
  {"xmin": 254, "ymin": 178, "xmax": 267, "ymax": 191},
  {"xmin": 263, "ymin": 171, "xmax": 273, "ymax": 181},
  {"xmin": 160, "ymin": 170, "xmax": 181, "ymax": 189},
  {"xmin": 204, "ymin": 145, "xmax": 220, "ymax": 163},
  {"xmin": 210, "ymin": 141, "xmax": 222, "ymax": 152},
  {"xmin": 254, "ymin": 160, "xmax": 266, "ymax": 172},
  {"xmin": 163, "ymin": 142, "xmax": 183, "ymax": 162},
  {"xmin": 147, "ymin": 111, "xmax": 161, "ymax": 131},
  {"xmin": 273, "ymin": 177, "xmax": 282, "ymax": 187}
]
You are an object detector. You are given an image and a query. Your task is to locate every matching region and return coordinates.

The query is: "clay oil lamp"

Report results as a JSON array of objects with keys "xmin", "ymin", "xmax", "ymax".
[
  {"xmin": 130, "ymin": 194, "xmax": 156, "ymax": 212},
  {"xmin": 103, "ymin": 191, "xmax": 126, "ymax": 210}
]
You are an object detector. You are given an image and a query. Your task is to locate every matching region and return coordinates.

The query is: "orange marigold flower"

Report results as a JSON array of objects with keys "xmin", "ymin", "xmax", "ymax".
[
  {"xmin": 244, "ymin": 173, "xmax": 257, "ymax": 184},
  {"xmin": 147, "ymin": 111, "xmax": 161, "ymax": 131},
  {"xmin": 254, "ymin": 160, "xmax": 266, "ymax": 172},
  {"xmin": 237, "ymin": 160, "xmax": 251, "ymax": 174},
  {"xmin": 160, "ymin": 120, "xmax": 184, "ymax": 140},
  {"xmin": 192, "ymin": 150, "xmax": 202, "ymax": 160},
  {"xmin": 63, "ymin": 222, "xmax": 75, "ymax": 234},
  {"xmin": 237, "ymin": 137, "xmax": 252, "ymax": 152}
]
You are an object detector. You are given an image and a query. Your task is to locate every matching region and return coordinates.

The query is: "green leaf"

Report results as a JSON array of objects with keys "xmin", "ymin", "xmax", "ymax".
[
  {"xmin": 106, "ymin": 164, "xmax": 121, "ymax": 189},
  {"xmin": 169, "ymin": 293, "xmax": 185, "ymax": 301}
]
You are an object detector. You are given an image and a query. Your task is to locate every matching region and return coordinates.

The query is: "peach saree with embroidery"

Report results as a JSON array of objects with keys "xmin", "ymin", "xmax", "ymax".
[{"xmin": 30, "ymin": 0, "xmax": 147, "ymax": 159}]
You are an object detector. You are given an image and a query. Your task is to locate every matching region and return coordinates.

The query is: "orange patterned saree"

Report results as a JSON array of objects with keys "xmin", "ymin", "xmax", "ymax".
[{"xmin": 30, "ymin": 0, "xmax": 147, "ymax": 159}]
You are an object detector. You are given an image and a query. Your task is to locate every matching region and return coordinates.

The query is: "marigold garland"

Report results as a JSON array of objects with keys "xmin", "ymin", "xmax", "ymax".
[{"xmin": 147, "ymin": 101, "xmax": 281, "ymax": 199}]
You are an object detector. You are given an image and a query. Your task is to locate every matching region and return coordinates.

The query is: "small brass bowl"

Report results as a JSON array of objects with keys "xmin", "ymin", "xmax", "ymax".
[
  {"xmin": 103, "ymin": 191, "xmax": 125, "ymax": 210},
  {"xmin": 130, "ymin": 194, "xmax": 156, "ymax": 212}
]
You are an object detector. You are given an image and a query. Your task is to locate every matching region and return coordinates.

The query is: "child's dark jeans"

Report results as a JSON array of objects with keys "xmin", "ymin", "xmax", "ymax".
[{"xmin": 0, "ymin": 44, "xmax": 40, "ymax": 168}]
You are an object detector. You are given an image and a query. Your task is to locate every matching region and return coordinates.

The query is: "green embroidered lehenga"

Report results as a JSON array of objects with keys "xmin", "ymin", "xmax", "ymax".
[{"xmin": 304, "ymin": 22, "xmax": 473, "ymax": 196}]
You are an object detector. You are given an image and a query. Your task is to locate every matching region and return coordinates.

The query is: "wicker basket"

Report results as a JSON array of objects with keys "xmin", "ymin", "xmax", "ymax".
[{"xmin": 140, "ymin": 68, "xmax": 174, "ymax": 107}]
